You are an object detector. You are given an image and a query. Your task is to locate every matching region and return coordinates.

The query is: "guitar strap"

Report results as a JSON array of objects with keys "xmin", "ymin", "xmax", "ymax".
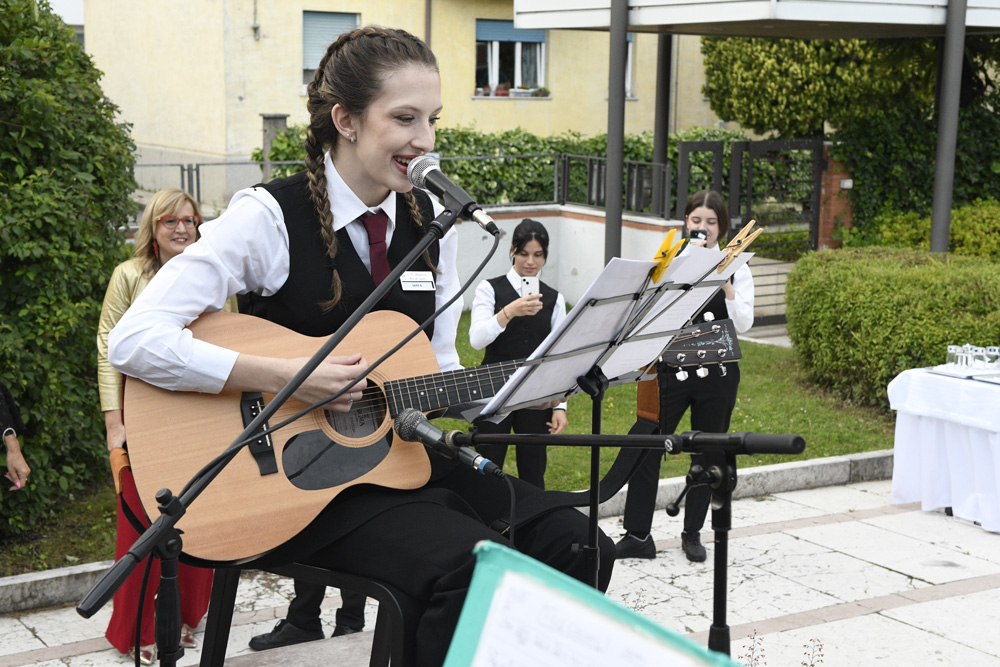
[{"xmin": 498, "ymin": 417, "xmax": 660, "ymax": 532}]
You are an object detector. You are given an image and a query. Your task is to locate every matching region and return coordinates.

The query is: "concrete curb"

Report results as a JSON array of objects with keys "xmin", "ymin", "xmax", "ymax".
[
  {"xmin": 0, "ymin": 559, "xmax": 114, "ymax": 616},
  {"xmin": 0, "ymin": 450, "xmax": 893, "ymax": 616}
]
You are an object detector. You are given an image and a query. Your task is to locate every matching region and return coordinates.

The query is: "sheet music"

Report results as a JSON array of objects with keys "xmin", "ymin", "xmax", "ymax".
[
  {"xmin": 479, "ymin": 250, "xmax": 753, "ymax": 417},
  {"xmin": 481, "ymin": 257, "xmax": 658, "ymax": 414},
  {"xmin": 470, "ymin": 571, "xmax": 709, "ymax": 667}
]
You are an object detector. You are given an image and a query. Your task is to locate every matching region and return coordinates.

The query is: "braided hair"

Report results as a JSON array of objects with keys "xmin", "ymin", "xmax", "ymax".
[{"xmin": 304, "ymin": 26, "xmax": 439, "ymax": 310}]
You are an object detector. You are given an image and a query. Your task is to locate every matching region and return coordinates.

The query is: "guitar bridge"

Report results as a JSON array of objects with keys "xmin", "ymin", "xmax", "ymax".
[{"xmin": 241, "ymin": 392, "xmax": 278, "ymax": 476}]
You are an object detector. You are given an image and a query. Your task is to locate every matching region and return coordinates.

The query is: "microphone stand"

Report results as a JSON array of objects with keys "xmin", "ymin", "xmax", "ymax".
[
  {"xmin": 461, "ymin": 429, "xmax": 805, "ymax": 657},
  {"xmin": 78, "ymin": 209, "xmax": 465, "ymax": 663}
]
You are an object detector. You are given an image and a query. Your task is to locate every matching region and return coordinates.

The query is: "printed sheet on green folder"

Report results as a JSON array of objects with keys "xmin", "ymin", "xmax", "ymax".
[{"xmin": 443, "ymin": 541, "xmax": 742, "ymax": 667}]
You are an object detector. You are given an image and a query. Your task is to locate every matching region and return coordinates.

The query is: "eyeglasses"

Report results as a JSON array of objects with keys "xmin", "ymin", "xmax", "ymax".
[{"xmin": 156, "ymin": 215, "xmax": 201, "ymax": 229}]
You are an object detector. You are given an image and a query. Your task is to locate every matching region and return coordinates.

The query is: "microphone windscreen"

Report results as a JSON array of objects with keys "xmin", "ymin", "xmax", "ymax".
[
  {"xmin": 394, "ymin": 408, "xmax": 426, "ymax": 441},
  {"xmin": 407, "ymin": 155, "xmax": 439, "ymax": 189}
]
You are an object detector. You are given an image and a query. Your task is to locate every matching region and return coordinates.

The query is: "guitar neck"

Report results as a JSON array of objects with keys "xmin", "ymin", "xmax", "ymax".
[{"xmin": 385, "ymin": 360, "xmax": 523, "ymax": 416}]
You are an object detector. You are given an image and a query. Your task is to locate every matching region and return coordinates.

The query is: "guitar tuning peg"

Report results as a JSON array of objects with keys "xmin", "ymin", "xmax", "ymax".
[
  {"xmin": 703, "ymin": 312, "xmax": 716, "ymax": 322},
  {"xmin": 696, "ymin": 366, "xmax": 709, "ymax": 379},
  {"xmin": 718, "ymin": 349, "xmax": 728, "ymax": 359},
  {"xmin": 719, "ymin": 364, "xmax": 728, "ymax": 377},
  {"xmin": 675, "ymin": 369, "xmax": 689, "ymax": 382},
  {"xmin": 675, "ymin": 352, "xmax": 686, "ymax": 363}
]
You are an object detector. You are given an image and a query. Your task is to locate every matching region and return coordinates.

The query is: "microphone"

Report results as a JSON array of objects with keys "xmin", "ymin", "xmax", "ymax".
[
  {"xmin": 407, "ymin": 156, "xmax": 499, "ymax": 236},
  {"xmin": 394, "ymin": 408, "xmax": 504, "ymax": 478}
]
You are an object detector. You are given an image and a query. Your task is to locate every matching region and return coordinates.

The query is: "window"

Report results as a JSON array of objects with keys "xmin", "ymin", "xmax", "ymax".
[
  {"xmin": 625, "ymin": 33, "xmax": 635, "ymax": 98},
  {"xmin": 303, "ymin": 11, "xmax": 359, "ymax": 86},
  {"xmin": 475, "ymin": 20, "xmax": 546, "ymax": 96}
]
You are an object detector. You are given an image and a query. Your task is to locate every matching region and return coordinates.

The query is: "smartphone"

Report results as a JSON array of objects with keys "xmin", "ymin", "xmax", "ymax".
[
  {"xmin": 688, "ymin": 229, "xmax": 708, "ymax": 246},
  {"xmin": 521, "ymin": 275, "xmax": 540, "ymax": 295}
]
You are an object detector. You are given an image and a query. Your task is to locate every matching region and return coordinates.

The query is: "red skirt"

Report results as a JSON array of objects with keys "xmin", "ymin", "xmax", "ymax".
[{"xmin": 105, "ymin": 468, "xmax": 214, "ymax": 653}]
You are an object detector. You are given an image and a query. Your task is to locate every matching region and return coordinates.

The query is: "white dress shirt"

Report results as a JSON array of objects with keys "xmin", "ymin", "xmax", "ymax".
[
  {"xmin": 469, "ymin": 267, "xmax": 568, "ymax": 411},
  {"xmin": 109, "ymin": 153, "xmax": 462, "ymax": 393},
  {"xmin": 706, "ymin": 242, "xmax": 754, "ymax": 334}
]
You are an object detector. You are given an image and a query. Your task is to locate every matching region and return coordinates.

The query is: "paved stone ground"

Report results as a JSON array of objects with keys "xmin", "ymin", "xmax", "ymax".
[{"xmin": 3, "ymin": 478, "xmax": 999, "ymax": 666}]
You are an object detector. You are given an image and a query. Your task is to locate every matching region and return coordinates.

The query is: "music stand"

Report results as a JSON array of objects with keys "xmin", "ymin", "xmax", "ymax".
[{"xmin": 476, "ymin": 245, "xmax": 753, "ymax": 585}]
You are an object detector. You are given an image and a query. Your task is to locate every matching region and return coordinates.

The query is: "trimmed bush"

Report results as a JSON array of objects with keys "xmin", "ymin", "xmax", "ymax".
[
  {"xmin": 841, "ymin": 198, "xmax": 1000, "ymax": 259},
  {"xmin": 0, "ymin": 0, "xmax": 135, "ymax": 536},
  {"xmin": 786, "ymin": 247, "xmax": 1000, "ymax": 410}
]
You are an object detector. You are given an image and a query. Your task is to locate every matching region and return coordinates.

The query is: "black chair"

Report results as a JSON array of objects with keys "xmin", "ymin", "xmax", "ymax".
[{"xmin": 198, "ymin": 563, "xmax": 407, "ymax": 667}]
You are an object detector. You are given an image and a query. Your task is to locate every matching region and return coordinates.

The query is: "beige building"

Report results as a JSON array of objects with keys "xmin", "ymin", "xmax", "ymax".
[{"xmin": 83, "ymin": 0, "xmax": 726, "ymax": 204}]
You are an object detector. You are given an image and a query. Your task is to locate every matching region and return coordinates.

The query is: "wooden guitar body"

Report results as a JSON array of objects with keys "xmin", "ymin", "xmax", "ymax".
[{"xmin": 124, "ymin": 310, "xmax": 437, "ymax": 564}]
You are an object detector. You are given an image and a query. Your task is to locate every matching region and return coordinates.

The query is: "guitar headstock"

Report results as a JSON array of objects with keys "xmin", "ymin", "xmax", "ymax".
[{"xmin": 656, "ymin": 319, "xmax": 742, "ymax": 380}]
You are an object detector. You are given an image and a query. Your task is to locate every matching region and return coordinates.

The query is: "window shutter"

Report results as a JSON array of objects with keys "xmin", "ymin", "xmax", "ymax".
[
  {"xmin": 475, "ymin": 19, "xmax": 545, "ymax": 44},
  {"xmin": 303, "ymin": 12, "xmax": 359, "ymax": 70}
]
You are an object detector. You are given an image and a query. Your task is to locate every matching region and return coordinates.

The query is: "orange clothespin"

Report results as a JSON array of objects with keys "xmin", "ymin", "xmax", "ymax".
[
  {"xmin": 650, "ymin": 228, "xmax": 683, "ymax": 283},
  {"xmin": 717, "ymin": 219, "xmax": 761, "ymax": 273}
]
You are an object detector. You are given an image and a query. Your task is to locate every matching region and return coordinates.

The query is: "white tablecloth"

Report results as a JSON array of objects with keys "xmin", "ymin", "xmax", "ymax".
[{"xmin": 888, "ymin": 368, "xmax": 1000, "ymax": 532}]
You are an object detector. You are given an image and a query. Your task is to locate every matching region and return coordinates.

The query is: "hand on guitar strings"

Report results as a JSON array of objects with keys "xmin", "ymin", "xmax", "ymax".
[{"xmin": 283, "ymin": 352, "xmax": 368, "ymax": 411}]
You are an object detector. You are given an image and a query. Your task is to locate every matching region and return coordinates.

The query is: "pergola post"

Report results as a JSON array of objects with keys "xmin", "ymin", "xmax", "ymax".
[
  {"xmin": 604, "ymin": 0, "xmax": 629, "ymax": 263},
  {"xmin": 930, "ymin": 0, "xmax": 968, "ymax": 252}
]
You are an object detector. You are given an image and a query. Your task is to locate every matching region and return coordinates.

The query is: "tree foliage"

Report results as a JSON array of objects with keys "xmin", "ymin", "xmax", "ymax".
[
  {"xmin": 701, "ymin": 36, "xmax": 1000, "ymax": 139},
  {"xmin": 0, "ymin": 0, "xmax": 135, "ymax": 536},
  {"xmin": 701, "ymin": 37, "xmax": 930, "ymax": 138}
]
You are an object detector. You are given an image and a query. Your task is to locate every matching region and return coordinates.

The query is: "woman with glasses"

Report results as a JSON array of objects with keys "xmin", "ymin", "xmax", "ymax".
[{"xmin": 97, "ymin": 188, "xmax": 237, "ymax": 665}]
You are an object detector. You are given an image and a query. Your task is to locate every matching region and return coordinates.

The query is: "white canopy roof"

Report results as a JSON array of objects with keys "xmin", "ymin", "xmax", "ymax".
[{"xmin": 513, "ymin": 0, "xmax": 1000, "ymax": 39}]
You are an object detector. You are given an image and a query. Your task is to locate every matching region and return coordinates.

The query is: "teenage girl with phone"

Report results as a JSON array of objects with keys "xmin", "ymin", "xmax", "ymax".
[{"xmin": 468, "ymin": 218, "xmax": 568, "ymax": 489}]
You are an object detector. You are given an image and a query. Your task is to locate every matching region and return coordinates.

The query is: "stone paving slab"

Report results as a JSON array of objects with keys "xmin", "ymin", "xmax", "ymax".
[{"xmin": 3, "ymin": 478, "xmax": 1000, "ymax": 667}]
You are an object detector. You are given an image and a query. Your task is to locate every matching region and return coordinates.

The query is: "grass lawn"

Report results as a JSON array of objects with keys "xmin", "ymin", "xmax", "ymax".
[{"xmin": 0, "ymin": 313, "xmax": 895, "ymax": 577}]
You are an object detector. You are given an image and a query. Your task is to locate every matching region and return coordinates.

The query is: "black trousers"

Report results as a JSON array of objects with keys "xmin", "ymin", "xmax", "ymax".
[
  {"xmin": 286, "ymin": 582, "xmax": 366, "ymax": 633},
  {"xmin": 622, "ymin": 364, "xmax": 740, "ymax": 535},
  {"xmin": 278, "ymin": 464, "xmax": 613, "ymax": 667},
  {"xmin": 473, "ymin": 407, "xmax": 552, "ymax": 489}
]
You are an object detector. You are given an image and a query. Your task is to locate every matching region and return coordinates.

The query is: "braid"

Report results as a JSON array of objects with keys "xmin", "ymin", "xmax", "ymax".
[
  {"xmin": 303, "ymin": 26, "xmax": 438, "ymax": 309},
  {"xmin": 404, "ymin": 191, "xmax": 439, "ymax": 274}
]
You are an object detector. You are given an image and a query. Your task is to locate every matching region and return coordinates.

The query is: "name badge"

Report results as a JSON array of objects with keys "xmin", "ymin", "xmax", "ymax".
[{"xmin": 400, "ymin": 270, "xmax": 435, "ymax": 291}]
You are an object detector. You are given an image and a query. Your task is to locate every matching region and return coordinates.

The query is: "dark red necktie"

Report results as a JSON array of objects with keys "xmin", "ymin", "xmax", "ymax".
[{"xmin": 360, "ymin": 209, "xmax": 391, "ymax": 286}]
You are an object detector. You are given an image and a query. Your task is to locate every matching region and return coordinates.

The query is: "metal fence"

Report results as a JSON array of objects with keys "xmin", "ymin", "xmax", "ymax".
[{"xmin": 135, "ymin": 144, "xmax": 823, "ymax": 324}]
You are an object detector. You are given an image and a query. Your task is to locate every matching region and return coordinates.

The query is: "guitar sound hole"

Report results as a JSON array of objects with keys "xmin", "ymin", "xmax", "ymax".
[
  {"xmin": 324, "ymin": 382, "xmax": 388, "ymax": 439},
  {"xmin": 283, "ymin": 384, "xmax": 392, "ymax": 491}
]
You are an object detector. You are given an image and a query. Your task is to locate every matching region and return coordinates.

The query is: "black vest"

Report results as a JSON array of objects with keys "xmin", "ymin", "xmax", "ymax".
[
  {"xmin": 694, "ymin": 285, "xmax": 730, "ymax": 325},
  {"xmin": 238, "ymin": 171, "xmax": 439, "ymax": 338},
  {"xmin": 482, "ymin": 276, "xmax": 558, "ymax": 365}
]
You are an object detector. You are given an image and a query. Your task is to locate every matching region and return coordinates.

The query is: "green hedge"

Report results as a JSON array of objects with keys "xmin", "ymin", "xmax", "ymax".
[
  {"xmin": 1, "ymin": 0, "xmax": 135, "ymax": 537},
  {"xmin": 786, "ymin": 247, "xmax": 1000, "ymax": 410},
  {"xmin": 831, "ymin": 90, "xmax": 1000, "ymax": 239},
  {"xmin": 252, "ymin": 124, "xmax": 750, "ymax": 215},
  {"xmin": 841, "ymin": 197, "xmax": 1000, "ymax": 259}
]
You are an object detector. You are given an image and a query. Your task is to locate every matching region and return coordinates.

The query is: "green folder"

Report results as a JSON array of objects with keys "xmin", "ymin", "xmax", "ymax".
[{"xmin": 444, "ymin": 540, "xmax": 743, "ymax": 666}]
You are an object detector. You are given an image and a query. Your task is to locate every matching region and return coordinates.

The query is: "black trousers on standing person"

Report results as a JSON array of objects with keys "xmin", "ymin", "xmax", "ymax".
[
  {"xmin": 474, "ymin": 407, "xmax": 553, "ymax": 489},
  {"xmin": 622, "ymin": 364, "xmax": 741, "ymax": 536},
  {"xmin": 284, "ymin": 583, "xmax": 366, "ymax": 634}
]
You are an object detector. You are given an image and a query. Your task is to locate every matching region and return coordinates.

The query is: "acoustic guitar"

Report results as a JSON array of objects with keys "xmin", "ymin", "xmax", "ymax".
[{"xmin": 124, "ymin": 310, "xmax": 739, "ymax": 563}]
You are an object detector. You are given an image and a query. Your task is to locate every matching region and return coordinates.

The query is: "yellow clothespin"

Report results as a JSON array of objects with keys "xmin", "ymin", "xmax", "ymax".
[
  {"xmin": 650, "ymin": 228, "xmax": 683, "ymax": 283},
  {"xmin": 717, "ymin": 219, "xmax": 762, "ymax": 274}
]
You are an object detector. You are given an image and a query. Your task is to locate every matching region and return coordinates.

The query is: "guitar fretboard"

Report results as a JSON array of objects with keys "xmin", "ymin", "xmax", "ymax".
[{"xmin": 385, "ymin": 360, "xmax": 523, "ymax": 416}]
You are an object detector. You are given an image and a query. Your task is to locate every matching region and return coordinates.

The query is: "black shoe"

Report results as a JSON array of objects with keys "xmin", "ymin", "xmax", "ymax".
[
  {"xmin": 681, "ymin": 531, "xmax": 707, "ymax": 562},
  {"xmin": 249, "ymin": 620, "xmax": 324, "ymax": 651},
  {"xmin": 332, "ymin": 625, "xmax": 362, "ymax": 638},
  {"xmin": 615, "ymin": 532, "xmax": 656, "ymax": 559}
]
